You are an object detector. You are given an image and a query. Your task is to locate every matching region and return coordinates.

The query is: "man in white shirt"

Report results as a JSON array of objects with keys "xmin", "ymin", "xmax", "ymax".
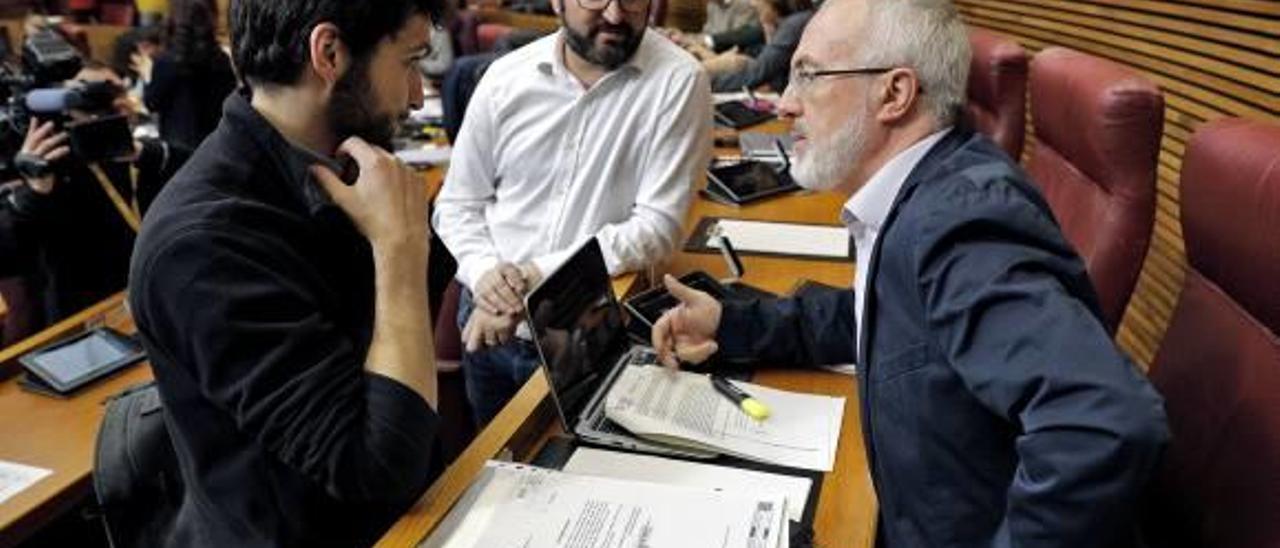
[{"xmin": 433, "ymin": 0, "xmax": 712, "ymax": 425}]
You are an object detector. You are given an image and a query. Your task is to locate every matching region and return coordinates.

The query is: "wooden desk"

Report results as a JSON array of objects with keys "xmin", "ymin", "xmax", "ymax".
[
  {"xmin": 0, "ymin": 293, "xmax": 150, "ymax": 548},
  {"xmin": 380, "ymin": 185, "xmax": 877, "ymax": 547}
]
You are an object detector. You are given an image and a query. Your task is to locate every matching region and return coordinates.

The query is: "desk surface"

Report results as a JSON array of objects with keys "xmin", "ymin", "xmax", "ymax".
[
  {"xmin": 0, "ymin": 293, "xmax": 147, "ymax": 547},
  {"xmin": 379, "ymin": 152, "xmax": 876, "ymax": 547}
]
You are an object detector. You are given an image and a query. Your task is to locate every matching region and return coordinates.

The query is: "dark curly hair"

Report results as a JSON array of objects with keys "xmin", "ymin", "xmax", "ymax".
[{"xmin": 230, "ymin": 0, "xmax": 446, "ymax": 87}]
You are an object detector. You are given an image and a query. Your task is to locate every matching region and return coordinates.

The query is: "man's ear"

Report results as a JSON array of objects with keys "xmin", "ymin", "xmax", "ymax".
[
  {"xmin": 308, "ymin": 22, "xmax": 347, "ymax": 86},
  {"xmin": 875, "ymin": 68, "xmax": 922, "ymax": 125}
]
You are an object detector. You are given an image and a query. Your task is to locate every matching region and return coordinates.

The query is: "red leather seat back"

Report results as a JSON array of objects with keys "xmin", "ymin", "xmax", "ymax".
[
  {"xmin": 965, "ymin": 28, "xmax": 1027, "ymax": 160},
  {"xmin": 1145, "ymin": 118, "xmax": 1280, "ymax": 547},
  {"xmin": 1027, "ymin": 47, "xmax": 1162, "ymax": 333}
]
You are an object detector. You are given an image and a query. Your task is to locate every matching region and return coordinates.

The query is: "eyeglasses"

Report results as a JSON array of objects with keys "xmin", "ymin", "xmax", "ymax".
[
  {"xmin": 788, "ymin": 66, "xmax": 894, "ymax": 94},
  {"xmin": 576, "ymin": 0, "xmax": 650, "ymax": 13}
]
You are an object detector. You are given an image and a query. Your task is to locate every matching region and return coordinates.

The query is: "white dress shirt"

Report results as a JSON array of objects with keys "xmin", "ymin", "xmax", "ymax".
[
  {"xmin": 434, "ymin": 29, "xmax": 713, "ymax": 290},
  {"xmin": 842, "ymin": 128, "xmax": 952, "ymax": 356}
]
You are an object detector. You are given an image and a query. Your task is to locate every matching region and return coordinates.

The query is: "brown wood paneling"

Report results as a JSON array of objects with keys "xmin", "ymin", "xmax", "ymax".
[{"xmin": 955, "ymin": 0, "xmax": 1280, "ymax": 369}]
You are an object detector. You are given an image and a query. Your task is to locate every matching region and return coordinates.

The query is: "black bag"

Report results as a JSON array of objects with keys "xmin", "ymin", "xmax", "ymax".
[{"xmin": 93, "ymin": 381, "xmax": 183, "ymax": 547}]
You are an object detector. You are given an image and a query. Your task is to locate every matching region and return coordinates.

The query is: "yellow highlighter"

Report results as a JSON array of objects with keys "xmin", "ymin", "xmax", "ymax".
[{"xmin": 711, "ymin": 375, "xmax": 771, "ymax": 421}]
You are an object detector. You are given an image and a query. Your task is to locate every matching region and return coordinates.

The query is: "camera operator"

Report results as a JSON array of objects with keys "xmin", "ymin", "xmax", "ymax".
[{"xmin": 0, "ymin": 65, "xmax": 191, "ymax": 326}]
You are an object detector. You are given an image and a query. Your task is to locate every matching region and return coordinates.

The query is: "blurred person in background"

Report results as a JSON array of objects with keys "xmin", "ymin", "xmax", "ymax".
[{"xmin": 133, "ymin": 0, "xmax": 236, "ymax": 149}]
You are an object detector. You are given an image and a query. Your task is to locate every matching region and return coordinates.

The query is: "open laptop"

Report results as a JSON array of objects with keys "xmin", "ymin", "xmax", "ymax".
[{"xmin": 523, "ymin": 238, "xmax": 715, "ymax": 459}]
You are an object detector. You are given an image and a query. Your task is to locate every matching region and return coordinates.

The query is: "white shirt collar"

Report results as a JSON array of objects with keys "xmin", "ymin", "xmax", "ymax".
[{"xmin": 841, "ymin": 127, "xmax": 952, "ymax": 233}]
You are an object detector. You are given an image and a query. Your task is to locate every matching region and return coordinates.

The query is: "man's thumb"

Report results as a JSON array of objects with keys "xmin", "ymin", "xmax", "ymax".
[{"xmin": 663, "ymin": 274, "xmax": 702, "ymax": 304}]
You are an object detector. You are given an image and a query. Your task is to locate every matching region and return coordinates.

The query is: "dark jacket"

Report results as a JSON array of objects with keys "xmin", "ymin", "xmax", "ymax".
[
  {"xmin": 144, "ymin": 51, "xmax": 237, "ymax": 150},
  {"xmin": 0, "ymin": 140, "xmax": 189, "ymax": 323},
  {"xmin": 716, "ymin": 128, "xmax": 1169, "ymax": 547},
  {"xmin": 128, "ymin": 92, "xmax": 440, "ymax": 547},
  {"xmin": 711, "ymin": 10, "xmax": 811, "ymax": 93}
]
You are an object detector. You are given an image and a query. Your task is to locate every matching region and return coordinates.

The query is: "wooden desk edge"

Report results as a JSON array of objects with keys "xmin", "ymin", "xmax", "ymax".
[{"xmin": 376, "ymin": 372, "xmax": 552, "ymax": 547}]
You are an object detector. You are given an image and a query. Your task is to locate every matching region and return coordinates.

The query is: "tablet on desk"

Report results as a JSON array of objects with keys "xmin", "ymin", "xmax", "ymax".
[
  {"xmin": 706, "ymin": 160, "xmax": 800, "ymax": 205},
  {"xmin": 18, "ymin": 327, "xmax": 146, "ymax": 397},
  {"xmin": 713, "ymin": 101, "xmax": 774, "ymax": 129}
]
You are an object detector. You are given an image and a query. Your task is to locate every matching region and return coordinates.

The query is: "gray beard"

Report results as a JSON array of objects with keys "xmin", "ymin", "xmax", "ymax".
[{"xmin": 791, "ymin": 106, "xmax": 869, "ymax": 192}]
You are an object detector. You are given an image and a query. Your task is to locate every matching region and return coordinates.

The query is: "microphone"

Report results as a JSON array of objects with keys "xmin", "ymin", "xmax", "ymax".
[
  {"xmin": 24, "ymin": 88, "xmax": 75, "ymax": 113},
  {"xmin": 24, "ymin": 81, "xmax": 120, "ymax": 114}
]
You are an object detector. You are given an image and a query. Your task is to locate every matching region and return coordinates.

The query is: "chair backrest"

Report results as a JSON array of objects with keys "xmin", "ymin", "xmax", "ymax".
[
  {"xmin": 1143, "ymin": 118, "xmax": 1280, "ymax": 548},
  {"xmin": 95, "ymin": 382, "xmax": 183, "ymax": 546},
  {"xmin": 965, "ymin": 28, "xmax": 1028, "ymax": 160},
  {"xmin": 649, "ymin": 0, "xmax": 668, "ymax": 28},
  {"xmin": 1027, "ymin": 47, "xmax": 1163, "ymax": 333}
]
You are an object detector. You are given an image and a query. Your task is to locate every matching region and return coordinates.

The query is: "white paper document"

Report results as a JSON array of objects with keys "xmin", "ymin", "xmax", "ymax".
[
  {"xmin": 712, "ymin": 91, "xmax": 782, "ymax": 105},
  {"xmin": 0, "ymin": 460, "xmax": 52, "ymax": 505},
  {"xmin": 421, "ymin": 461, "xmax": 787, "ymax": 548},
  {"xmin": 408, "ymin": 96, "xmax": 444, "ymax": 121},
  {"xmin": 564, "ymin": 447, "xmax": 813, "ymax": 523},
  {"xmin": 604, "ymin": 366, "xmax": 845, "ymax": 472},
  {"xmin": 738, "ymin": 132, "xmax": 795, "ymax": 162},
  {"xmin": 395, "ymin": 144, "xmax": 452, "ymax": 166},
  {"xmin": 710, "ymin": 219, "xmax": 851, "ymax": 260}
]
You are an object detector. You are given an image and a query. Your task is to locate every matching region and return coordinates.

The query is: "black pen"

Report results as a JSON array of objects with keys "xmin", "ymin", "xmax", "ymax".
[{"xmin": 710, "ymin": 375, "xmax": 771, "ymax": 420}]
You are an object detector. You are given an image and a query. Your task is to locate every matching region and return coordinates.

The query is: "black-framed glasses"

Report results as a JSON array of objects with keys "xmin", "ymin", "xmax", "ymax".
[
  {"xmin": 576, "ymin": 0, "xmax": 649, "ymax": 13},
  {"xmin": 788, "ymin": 66, "xmax": 894, "ymax": 94}
]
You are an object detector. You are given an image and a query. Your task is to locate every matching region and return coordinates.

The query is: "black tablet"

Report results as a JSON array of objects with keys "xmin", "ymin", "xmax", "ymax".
[
  {"xmin": 624, "ymin": 271, "xmax": 731, "ymax": 331},
  {"xmin": 18, "ymin": 327, "xmax": 146, "ymax": 395},
  {"xmin": 707, "ymin": 160, "xmax": 799, "ymax": 204},
  {"xmin": 713, "ymin": 101, "xmax": 774, "ymax": 129}
]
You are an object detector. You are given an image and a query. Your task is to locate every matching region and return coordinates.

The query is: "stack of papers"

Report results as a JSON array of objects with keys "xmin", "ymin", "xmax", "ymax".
[
  {"xmin": 563, "ymin": 447, "xmax": 814, "ymax": 523},
  {"xmin": 604, "ymin": 366, "xmax": 845, "ymax": 472},
  {"xmin": 422, "ymin": 461, "xmax": 788, "ymax": 548}
]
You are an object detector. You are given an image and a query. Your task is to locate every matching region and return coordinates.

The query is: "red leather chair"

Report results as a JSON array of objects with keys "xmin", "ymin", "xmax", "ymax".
[
  {"xmin": 1027, "ymin": 47, "xmax": 1163, "ymax": 333},
  {"xmin": 966, "ymin": 28, "xmax": 1028, "ymax": 160},
  {"xmin": 1143, "ymin": 118, "xmax": 1280, "ymax": 547}
]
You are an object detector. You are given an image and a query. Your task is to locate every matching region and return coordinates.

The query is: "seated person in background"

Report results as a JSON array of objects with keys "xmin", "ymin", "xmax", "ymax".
[
  {"xmin": 653, "ymin": 0, "xmax": 1169, "ymax": 545},
  {"xmin": 0, "ymin": 62, "xmax": 191, "ymax": 327},
  {"xmin": 132, "ymin": 0, "xmax": 238, "ymax": 149},
  {"xmin": 702, "ymin": 0, "xmax": 812, "ymax": 92},
  {"xmin": 128, "ymin": 0, "xmax": 444, "ymax": 544},
  {"xmin": 661, "ymin": 0, "xmax": 760, "ymax": 56},
  {"xmin": 110, "ymin": 25, "xmax": 163, "ymax": 93},
  {"xmin": 435, "ymin": 0, "xmax": 712, "ymax": 426}
]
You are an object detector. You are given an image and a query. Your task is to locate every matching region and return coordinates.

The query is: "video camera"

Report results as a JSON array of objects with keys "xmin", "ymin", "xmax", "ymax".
[{"xmin": 0, "ymin": 27, "xmax": 133, "ymax": 181}]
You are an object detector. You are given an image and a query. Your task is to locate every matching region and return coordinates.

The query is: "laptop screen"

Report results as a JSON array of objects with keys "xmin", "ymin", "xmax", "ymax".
[{"xmin": 525, "ymin": 239, "xmax": 631, "ymax": 426}]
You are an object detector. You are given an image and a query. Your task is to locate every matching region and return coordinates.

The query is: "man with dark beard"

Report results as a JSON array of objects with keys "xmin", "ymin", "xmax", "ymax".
[
  {"xmin": 435, "ymin": 0, "xmax": 713, "ymax": 425},
  {"xmin": 127, "ymin": 0, "xmax": 445, "ymax": 545}
]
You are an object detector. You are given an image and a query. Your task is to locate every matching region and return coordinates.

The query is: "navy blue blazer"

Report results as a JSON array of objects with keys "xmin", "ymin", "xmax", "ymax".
[{"xmin": 716, "ymin": 128, "xmax": 1169, "ymax": 547}]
